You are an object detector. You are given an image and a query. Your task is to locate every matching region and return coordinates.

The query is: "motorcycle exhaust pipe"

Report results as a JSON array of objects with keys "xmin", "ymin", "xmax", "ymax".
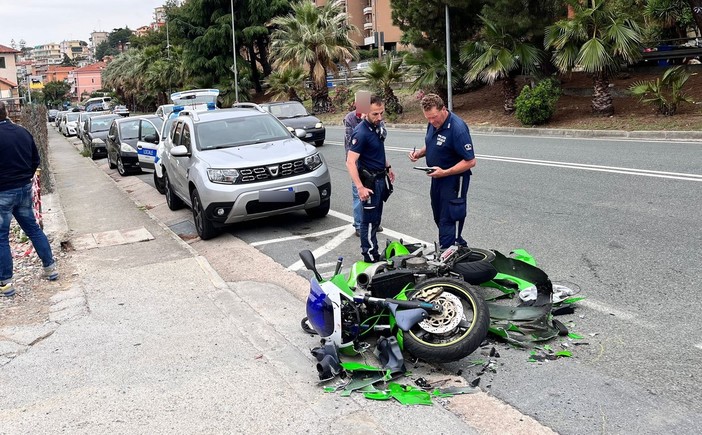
[{"xmin": 356, "ymin": 262, "xmax": 387, "ymax": 289}]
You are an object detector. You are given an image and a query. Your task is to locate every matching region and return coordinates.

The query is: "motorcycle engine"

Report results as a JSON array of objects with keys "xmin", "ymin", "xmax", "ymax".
[{"xmin": 405, "ymin": 256, "xmax": 428, "ymax": 270}]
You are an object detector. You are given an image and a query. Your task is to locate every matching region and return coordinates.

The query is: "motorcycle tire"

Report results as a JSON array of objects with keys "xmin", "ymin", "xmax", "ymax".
[
  {"xmin": 404, "ymin": 277, "xmax": 489, "ymax": 363},
  {"xmin": 455, "ymin": 247, "xmax": 496, "ymax": 263}
]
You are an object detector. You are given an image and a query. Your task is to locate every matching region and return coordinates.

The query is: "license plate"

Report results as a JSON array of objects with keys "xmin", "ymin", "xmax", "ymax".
[{"xmin": 260, "ymin": 187, "xmax": 294, "ymax": 203}]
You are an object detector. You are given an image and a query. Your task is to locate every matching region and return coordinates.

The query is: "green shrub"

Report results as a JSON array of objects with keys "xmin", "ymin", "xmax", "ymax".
[{"xmin": 514, "ymin": 79, "xmax": 561, "ymax": 126}]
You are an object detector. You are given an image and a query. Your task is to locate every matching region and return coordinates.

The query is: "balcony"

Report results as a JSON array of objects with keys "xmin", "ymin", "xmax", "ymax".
[
  {"xmin": 363, "ymin": 22, "xmax": 373, "ymax": 30},
  {"xmin": 363, "ymin": 6, "xmax": 373, "ymax": 15}
]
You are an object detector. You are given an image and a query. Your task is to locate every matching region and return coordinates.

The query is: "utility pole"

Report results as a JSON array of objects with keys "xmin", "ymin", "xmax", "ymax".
[
  {"xmin": 230, "ymin": 0, "xmax": 239, "ymax": 103},
  {"xmin": 445, "ymin": 5, "xmax": 452, "ymax": 111}
]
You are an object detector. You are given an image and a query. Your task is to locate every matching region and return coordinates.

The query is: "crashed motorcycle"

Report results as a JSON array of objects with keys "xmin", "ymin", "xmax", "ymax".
[{"xmin": 299, "ymin": 244, "xmax": 493, "ymax": 377}]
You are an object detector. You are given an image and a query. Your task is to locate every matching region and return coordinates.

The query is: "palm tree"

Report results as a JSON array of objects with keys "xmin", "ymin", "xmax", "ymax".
[
  {"xmin": 358, "ymin": 56, "xmax": 406, "ymax": 114},
  {"xmin": 269, "ymin": 0, "xmax": 358, "ymax": 113},
  {"xmin": 266, "ymin": 67, "xmax": 308, "ymax": 102},
  {"xmin": 460, "ymin": 16, "xmax": 544, "ymax": 114},
  {"xmin": 544, "ymin": 0, "xmax": 643, "ymax": 116},
  {"xmin": 403, "ymin": 47, "xmax": 460, "ymax": 104}
]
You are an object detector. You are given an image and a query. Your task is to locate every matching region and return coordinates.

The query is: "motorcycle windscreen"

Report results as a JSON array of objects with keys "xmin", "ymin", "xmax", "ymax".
[{"xmin": 306, "ymin": 279, "xmax": 336, "ymax": 338}]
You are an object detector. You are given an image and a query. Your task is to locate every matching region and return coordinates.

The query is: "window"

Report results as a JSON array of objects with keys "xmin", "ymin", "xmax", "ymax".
[
  {"xmin": 181, "ymin": 125, "xmax": 192, "ymax": 151},
  {"xmin": 172, "ymin": 122, "xmax": 183, "ymax": 146},
  {"xmin": 140, "ymin": 120, "xmax": 157, "ymax": 140},
  {"xmin": 0, "ymin": 57, "xmax": 5, "ymax": 69}
]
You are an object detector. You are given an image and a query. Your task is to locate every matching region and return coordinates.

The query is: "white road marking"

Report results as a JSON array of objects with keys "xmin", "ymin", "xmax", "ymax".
[
  {"xmin": 328, "ymin": 141, "xmax": 702, "ymax": 182},
  {"xmin": 287, "ymin": 226, "xmax": 357, "ymax": 271},
  {"xmin": 579, "ymin": 299, "xmax": 656, "ymax": 330},
  {"xmin": 328, "ymin": 210, "xmax": 430, "ymax": 245},
  {"xmin": 695, "ymin": 343, "xmax": 702, "ymax": 351},
  {"xmin": 249, "ymin": 224, "xmax": 349, "ymax": 247}
]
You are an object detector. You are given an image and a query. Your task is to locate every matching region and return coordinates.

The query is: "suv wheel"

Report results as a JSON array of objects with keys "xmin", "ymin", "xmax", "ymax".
[
  {"xmin": 314, "ymin": 140, "xmax": 324, "ymax": 147},
  {"xmin": 191, "ymin": 189, "xmax": 218, "ymax": 240},
  {"xmin": 306, "ymin": 200, "xmax": 330, "ymax": 218},
  {"xmin": 164, "ymin": 172, "xmax": 184, "ymax": 210}
]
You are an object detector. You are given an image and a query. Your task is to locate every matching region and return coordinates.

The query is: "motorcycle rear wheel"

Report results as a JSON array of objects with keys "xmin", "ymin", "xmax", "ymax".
[{"xmin": 404, "ymin": 277, "xmax": 489, "ymax": 363}]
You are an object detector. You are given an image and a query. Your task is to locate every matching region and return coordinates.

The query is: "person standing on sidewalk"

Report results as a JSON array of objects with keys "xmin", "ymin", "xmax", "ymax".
[
  {"xmin": 343, "ymin": 109, "xmax": 383, "ymax": 237},
  {"xmin": 346, "ymin": 95, "xmax": 394, "ymax": 262},
  {"xmin": 408, "ymin": 93, "xmax": 476, "ymax": 249},
  {"xmin": 0, "ymin": 102, "xmax": 59, "ymax": 297}
]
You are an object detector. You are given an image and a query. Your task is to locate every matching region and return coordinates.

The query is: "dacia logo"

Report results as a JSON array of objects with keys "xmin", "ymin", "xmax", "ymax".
[{"xmin": 267, "ymin": 165, "xmax": 280, "ymax": 176}]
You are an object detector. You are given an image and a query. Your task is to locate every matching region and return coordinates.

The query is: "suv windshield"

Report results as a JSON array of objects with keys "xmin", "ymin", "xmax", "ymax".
[
  {"xmin": 267, "ymin": 102, "xmax": 308, "ymax": 119},
  {"xmin": 196, "ymin": 114, "xmax": 291, "ymax": 150}
]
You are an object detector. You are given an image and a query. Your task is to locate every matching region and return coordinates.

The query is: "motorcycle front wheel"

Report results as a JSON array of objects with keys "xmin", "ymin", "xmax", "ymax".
[{"xmin": 404, "ymin": 277, "xmax": 489, "ymax": 363}]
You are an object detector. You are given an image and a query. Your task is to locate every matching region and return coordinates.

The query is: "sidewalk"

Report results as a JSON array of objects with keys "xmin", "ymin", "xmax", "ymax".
[{"xmin": 0, "ymin": 127, "xmax": 553, "ymax": 434}]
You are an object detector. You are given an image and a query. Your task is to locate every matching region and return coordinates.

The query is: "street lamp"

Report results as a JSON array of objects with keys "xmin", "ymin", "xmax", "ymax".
[{"xmin": 230, "ymin": 0, "xmax": 239, "ymax": 103}]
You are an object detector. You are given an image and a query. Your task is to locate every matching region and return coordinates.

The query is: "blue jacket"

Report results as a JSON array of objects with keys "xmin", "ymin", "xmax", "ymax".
[{"xmin": 0, "ymin": 121, "xmax": 40, "ymax": 192}]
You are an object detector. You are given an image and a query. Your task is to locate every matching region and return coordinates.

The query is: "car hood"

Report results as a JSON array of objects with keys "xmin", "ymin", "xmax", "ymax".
[
  {"xmin": 89, "ymin": 131, "xmax": 110, "ymax": 141},
  {"xmin": 198, "ymin": 138, "xmax": 318, "ymax": 168},
  {"xmin": 277, "ymin": 115, "xmax": 322, "ymax": 130}
]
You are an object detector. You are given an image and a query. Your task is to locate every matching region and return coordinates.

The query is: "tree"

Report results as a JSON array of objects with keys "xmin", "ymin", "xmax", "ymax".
[
  {"xmin": 460, "ymin": 16, "xmax": 544, "ymax": 113},
  {"xmin": 403, "ymin": 46, "xmax": 460, "ymax": 103},
  {"xmin": 629, "ymin": 65, "xmax": 696, "ymax": 115},
  {"xmin": 359, "ymin": 56, "xmax": 406, "ymax": 114},
  {"xmin": 60, "ymin": 53, "xmax": 77, "ymax": 67},
  {"xmin": 685, "ymin": 0, "xmax": 702, "ymax": 34},
  {"xmin": 269, "ymin": 0, "xmax": 358, "ymax": 113},
  {"xmin": 390, "ymin": 0, "xmax": 484, "ymax": 50},
  {"xmin": 266, "ymin": 67, "xmax": 307, "ymax": 101},
  {"xmin": 544, "ymin": 0, "xmax": 643, "ymax": 116},
  {"xmin": 42, "ymin": 81, "xmax": 71, "ymax": 108}
]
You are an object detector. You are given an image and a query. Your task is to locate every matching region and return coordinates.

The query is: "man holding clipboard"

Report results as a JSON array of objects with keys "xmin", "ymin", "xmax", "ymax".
[{"xmin": 409, "ymin": 94, "xmax": 476, "ymax": 249}]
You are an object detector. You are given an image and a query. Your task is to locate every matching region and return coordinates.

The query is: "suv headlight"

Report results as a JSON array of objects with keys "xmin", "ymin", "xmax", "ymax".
[
  {"xmin": 315, "ymin": 122, "xmax": 323, "ymax": 129},
  {"xmin": 304, "ymin": 153, "xmax": 323, "ymax": 171},
  {"xmin": 207, "ymin": 168, "xmax": 239, "ymax": 184}
]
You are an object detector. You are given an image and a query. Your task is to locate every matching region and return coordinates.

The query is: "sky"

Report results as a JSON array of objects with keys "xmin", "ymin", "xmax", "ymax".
[{"xmin": 0, "ymin": 0, "xmax": 167, "ymax": 48}]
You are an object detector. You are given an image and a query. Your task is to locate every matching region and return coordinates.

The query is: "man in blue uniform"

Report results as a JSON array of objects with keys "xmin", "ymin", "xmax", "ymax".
[
  {"xmin": 346, "ymin": 95, "xmax": 395, "ymax": 262},
  {"xmin": 408, "ymin": 94, "xmax": 476, "ymax": 249},
  {"xmin": 0, "ymin": 102, "xmax": 59, "ymax": 297}
]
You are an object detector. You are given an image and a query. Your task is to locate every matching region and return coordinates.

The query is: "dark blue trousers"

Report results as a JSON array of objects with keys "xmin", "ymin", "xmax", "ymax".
[
  {"xmin": 360, "ymin": 176, "xmax": 387, "ymax": 262},
  {"xmin": 430, "ymin": 174, "xmax": 470, "ymax": 249}
]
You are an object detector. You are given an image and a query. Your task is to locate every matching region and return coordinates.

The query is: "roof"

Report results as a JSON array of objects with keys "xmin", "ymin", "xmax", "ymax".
[
  {"xmin": 0, "ymin": 44, "xmax": 20, "ymax": 54},
  {"xmin": 0, "ymin": 77, "xmax": 18, "ymax": 88},
  {"xmin": 73, "ymin": 62, "xmax": 106, "ymax": 74},
  {"xmin": 47, "ymin": 65, "xmax": 77, "ymax": 74}
]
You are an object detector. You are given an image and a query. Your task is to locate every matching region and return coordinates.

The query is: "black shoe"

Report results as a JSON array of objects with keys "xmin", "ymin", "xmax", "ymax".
[
  {"xmin": 355, "ymin": 229, "xmax": 360, "ymax": 237},
  {"xmin": 377, "ymin": 225, "xmax": 384, "ymax": 232}
]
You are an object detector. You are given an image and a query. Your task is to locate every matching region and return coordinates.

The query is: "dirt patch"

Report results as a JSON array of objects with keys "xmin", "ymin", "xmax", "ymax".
[
  {"xmin": 0, "ymin": 224, "xmax": 70, "ymax": 329},
  {"xmin": 317, "ymin": 68, "xmax": 702, "ymax": 131}
]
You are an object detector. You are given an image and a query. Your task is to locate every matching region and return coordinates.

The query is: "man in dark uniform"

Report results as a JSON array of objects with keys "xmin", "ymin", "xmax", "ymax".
[
  {"xmin": 408, "ymin": 94, "xmax": 476, "ymax": 249},
  {"xmin": 346, "ymin": 95, "xmax": 395, "ymax": 262},
  {"xmin": 0, "ymin": 102, "xmax": 59, "ymax": 297}
]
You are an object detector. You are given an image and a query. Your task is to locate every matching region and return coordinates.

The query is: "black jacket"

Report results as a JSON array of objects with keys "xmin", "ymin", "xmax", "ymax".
[{"xmin": 0, "ymin": 121, "xmax": 40, "ymax": 192}]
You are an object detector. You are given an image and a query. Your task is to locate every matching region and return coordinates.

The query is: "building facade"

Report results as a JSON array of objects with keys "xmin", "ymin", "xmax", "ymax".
[
  {"xmin": 0, "ymin": 44, "xmax": 20, "ymax": 98},
  {"xmin": 60, "ymin": 40, "xmax": 90, "ymax": 60},
  {"xmin": 32, "ymin": 43, "xmax": 63, "ymax": 76},
  {"xmin": 314, "ymin": 0, "xmax": 403, "ymax": 52},
  {"xmin": 89, "ymin": 31, "xmax": 109, "ymax": 60},
  {"xmin": 68, "ymin": 62, "xmax": 106, "ymax": 101}
]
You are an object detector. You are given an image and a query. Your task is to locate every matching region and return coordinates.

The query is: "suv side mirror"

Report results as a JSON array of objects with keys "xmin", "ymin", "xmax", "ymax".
[{"xmin": 170, "ymin": 145, "xmax": 191, "ymax": 157}]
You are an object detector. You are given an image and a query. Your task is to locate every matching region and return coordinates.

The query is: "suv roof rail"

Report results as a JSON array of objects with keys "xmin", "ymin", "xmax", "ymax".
[{"xmin": 231, "ymin": 102, "xmax": 266, "ymax": 113}]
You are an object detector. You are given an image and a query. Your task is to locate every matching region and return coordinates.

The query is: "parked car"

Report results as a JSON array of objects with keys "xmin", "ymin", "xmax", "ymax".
[
  {"xmin": 153, "ymin": 89, "xmax": 220, "ymax": 195},
  {"xmin": 161, "ymin": 103, "xmax": 331, "ymax": 240},
  {"xmin": 113, "ymin": 105, "xmax": 130, "ymax": 117},
  {"xmin": 106, "ymin": 115, "xmax": 163, "ymax": 176},
  {"xmin": 55, "ymin": 111, "xmax": 67, "ymax": 128},
  {"xmin": 76, "ymin": 112, "xmax": 98, "ymax": 141},
  {"xmin": 47, "ymin": 109, "xmax": 59, "ymax": 122},
  {"xmin": 60, "ymin": 111, "xmax": 81, "ymax": 137},
  {"xmin": 84, "ymin": 96, "xmax": 112, "ymax": 112},
  {"xmin": 82, "ymin": 114, "xmax": 121, "ymax": 159},
  {"xmin": 258, "ymin": 101, "xmax": 325, "ymax": 147}
]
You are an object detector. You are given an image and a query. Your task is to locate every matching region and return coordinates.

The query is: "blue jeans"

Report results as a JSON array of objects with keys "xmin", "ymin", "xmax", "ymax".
[
  {"xmin": 359, "ymin": 177, "xmax": 387, "ymax": 262},
  {"xmin": 351, "ymin": 183, "xmax": 362, "ymax": 230},
  {"xmin": 0, "ymin": 183, "xmax": 55, "ymax": 282}
]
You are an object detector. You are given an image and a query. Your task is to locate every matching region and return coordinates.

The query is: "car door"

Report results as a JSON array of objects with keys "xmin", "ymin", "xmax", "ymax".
[
  {"xmin": 136, "ymin": 119, "xmax": 160, "ymax": 168},
  {"xmin": 171, "ymin": 122, "xmax": 192, "ymax": 199},
  {"xmin": 106, "ymin": 121, "xmax": 119, "ymax": 163}
]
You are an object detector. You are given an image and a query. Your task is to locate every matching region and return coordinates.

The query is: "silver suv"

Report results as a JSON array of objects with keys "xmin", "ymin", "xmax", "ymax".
[{"xmin": 161, "ymin": 103, "xmax": 332, "ymax": 239}]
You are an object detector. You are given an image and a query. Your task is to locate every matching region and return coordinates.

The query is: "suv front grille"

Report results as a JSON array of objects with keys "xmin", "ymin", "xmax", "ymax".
[{"xmin": 239, "ymin": 158, "xmax": 309, "ymax": 183}]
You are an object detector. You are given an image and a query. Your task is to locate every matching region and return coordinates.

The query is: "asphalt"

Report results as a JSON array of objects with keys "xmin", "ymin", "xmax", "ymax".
[{"xmin": 0, "ymin": 127, "xmax": 556, "ymax": 434}]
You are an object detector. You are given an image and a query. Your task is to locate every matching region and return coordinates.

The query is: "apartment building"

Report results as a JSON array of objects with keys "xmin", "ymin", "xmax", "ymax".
[
  {"xmin": 46, "ymin": 65, "xmax": 76, "ymax": 83},
  {"xmin": 32, "ymin": 43, "xmax": 63, "ymax": 76},
  {"xmin": 315, "ymin": 0, "xmax": 403, "ymax": 51},
  {"xmin": 0, "ymin": 44, "xmax": 20, "ymax": 99},
  {"xmin": 60, "ymin": 40, "xmax": 90, "ymax": 60},
  {"xmin": 89, "ymin": 31, "xmax": 109, "ymax": 60},
  {"xmin": 68, "ymin": 62, "xmax": 106, "ymax": 101}
]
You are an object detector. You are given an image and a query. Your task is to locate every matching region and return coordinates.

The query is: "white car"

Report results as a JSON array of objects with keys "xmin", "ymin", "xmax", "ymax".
[
  {"xmin": 153, "ymin": 89, "xmax": 220, "ymax": 194},
  {"xmin": 61, "ymin": 111, "xmax": 80, "ymax": 137}
]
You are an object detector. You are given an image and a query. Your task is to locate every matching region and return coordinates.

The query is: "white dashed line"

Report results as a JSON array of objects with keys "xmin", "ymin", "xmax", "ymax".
[
  {"xmin": 287, "ymin": 226, "xmax": 357, "ymax": 271},
  {"xmin": 579, "ymin": 299, "xmax": 656, "ymax": 330},
  {"xmin": 250, "ymin": 224, "xmax": 349, "ymax": 247}
]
